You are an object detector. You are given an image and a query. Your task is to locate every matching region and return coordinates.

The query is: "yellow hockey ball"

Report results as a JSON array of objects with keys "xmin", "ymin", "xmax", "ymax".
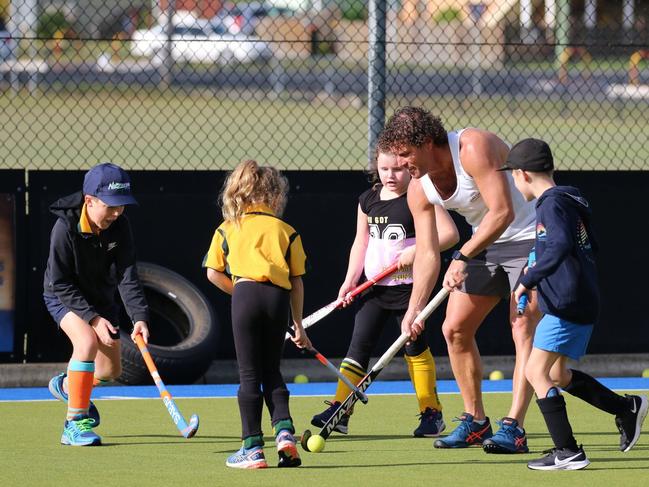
[
  {"xmin": 307, "ymin": 434, "xmax": 326, "ymax": 453},
  {"xmin": 489, "ymin": 370, "xmax": 504, "ymax": 381}
]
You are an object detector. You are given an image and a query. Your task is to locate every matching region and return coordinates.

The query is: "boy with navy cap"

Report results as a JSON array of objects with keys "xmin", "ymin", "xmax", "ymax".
[
  {"xmin": 44, "ymin": 162, "xmax": 150, "ymax": 446},
  {"xmin": 502, "ymin": 139, "xmax": 647, "ymax": 470}
]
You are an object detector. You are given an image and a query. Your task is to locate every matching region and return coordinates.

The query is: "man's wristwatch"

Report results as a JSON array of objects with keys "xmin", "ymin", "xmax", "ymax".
[{"xmin": 452, "ymin": 250, "xmax": 470, "ymax": 262}]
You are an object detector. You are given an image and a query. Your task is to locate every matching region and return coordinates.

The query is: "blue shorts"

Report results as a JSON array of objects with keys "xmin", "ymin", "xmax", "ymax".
[
  {"xmin": 43, "ymin": 294, "xmax": 120, "ymax": 339},
  {"xmin": 533, "ymin": 314, "xmax": 593, "ymax": 360},
  {"xmin": 43, "ymin": 294, "xmax": 69, "ymax": 326}
]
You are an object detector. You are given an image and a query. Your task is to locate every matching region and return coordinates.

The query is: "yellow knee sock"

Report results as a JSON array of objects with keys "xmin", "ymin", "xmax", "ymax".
[
  {"xmin": 405, "ymin": 348, "xmax": 442, "ymax": 412},
  {"xmin": 333, "ymin": 358, "xmax": 366, "ymax": 404}
]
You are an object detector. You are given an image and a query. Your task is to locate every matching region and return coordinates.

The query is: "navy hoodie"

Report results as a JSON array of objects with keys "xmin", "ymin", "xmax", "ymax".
[
  {"xmin": 43, "ymin": 191, "xmax": 149, "ymax": 325},
  {"xmin": 519, "ymin": 186, "xmax": 599, "ymax": 324}
]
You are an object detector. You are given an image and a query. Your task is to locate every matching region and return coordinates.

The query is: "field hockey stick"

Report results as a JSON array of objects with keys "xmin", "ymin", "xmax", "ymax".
[
  {"xmin": 134, "ymin": 334, "xmax": 199, "ymax": 438},
  {"xmin": 301, "ymin": 287, "xmax": 450, "ymax": 450},
  {"xmin": 516, "ymin": 248, "xmax": 536, "ymax": 315},
  {"xmin": 288, "ymin": 331, "xmax": 369, "ymax": 404},
  {"xmin": 285, "ymin": 262, "xmax": 399, "ymax": 340}
]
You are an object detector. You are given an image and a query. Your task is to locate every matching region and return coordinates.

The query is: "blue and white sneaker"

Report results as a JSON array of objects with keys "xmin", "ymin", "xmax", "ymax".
[
  {"xmin": 48, "ymin": 373, "xmax": 100, "ymax": 427},
  {"xmin": 61, "ymin": 415, "xmax": 101, "ymax": 446},
  {"xmin": 413, "ymin": 407, "xmax": 446, "ymax": 437},
  {"xmin": 276, "ymin": 430, "xmax": 301, "ymax": 468},
  {"xmin": 482, "ymin": 417, "xmax": 529, "ymax": 453},
  {"xmin": 311, "ymin": 401, "xmax": 349, "ymax": 434},
  {"xmin": 226, "ymin": 445, "xmax": 268, "ymax": 469},
  {"xmin": 433, "ymin": 413, "xmax": 493, "ymax": 448}
]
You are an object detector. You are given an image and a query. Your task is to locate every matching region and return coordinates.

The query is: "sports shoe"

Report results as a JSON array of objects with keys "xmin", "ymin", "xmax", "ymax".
[
  {"xmin": 311, "ymin": 400, "xmax": 350, "ymax": 434},
  {"xmin": 433, "ymin": 413, "xmax": 492, "ymax": 448},
  {"xmin": 48, "ymin": 373, "xmax": 100, "ymax": 427},
  {"xmin": 413, "ymin": 407, "xmax": 446, "ymax": 437},
  {"xmin": 276, "ymin": 430, "xmax": 301, "ymax": 468},
  {"xmin": 615, "ymin": 394, "xmax": 648, "ymax": 452},
  {"xmin": 482, "ymin": 417, "xmax": 529, "ymax": 453},
  {"xmin": 226, "ymin": 445, "xmax": 268, "ymax": 469},
  {"xmin": 527, "ymin": 445, "xmax": 590, "ymax": 471},
  {"xmin": 60, "ymin": 415, "xmax": 101, "ymax": 446}
]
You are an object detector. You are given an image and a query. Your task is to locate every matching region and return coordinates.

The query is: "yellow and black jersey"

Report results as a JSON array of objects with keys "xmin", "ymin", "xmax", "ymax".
[{"xmin": 203, "ymin": 204, "xmax": 307, "ymax": 290}]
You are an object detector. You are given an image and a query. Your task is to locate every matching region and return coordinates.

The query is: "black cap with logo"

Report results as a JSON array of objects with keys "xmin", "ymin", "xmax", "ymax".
[{"xmin": 498, "ymin": 138, "xmax": 554, "ymax": 172}]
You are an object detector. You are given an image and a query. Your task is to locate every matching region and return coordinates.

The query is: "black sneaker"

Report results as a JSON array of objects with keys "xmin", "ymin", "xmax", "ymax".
[
  {"xmin": 527, "ymin": 445, "xmax": 590, "ymax": 471},
  {"xmin": 615, "ymin": 394, "xmax": 648, "ymax": 452},
  {"xmin": 311, "ymin": 401, "xmax": 349, "ymax": 434},
  {"xmin": 413, "ymin": 408, "xmax": 446, "ymax": 438}
]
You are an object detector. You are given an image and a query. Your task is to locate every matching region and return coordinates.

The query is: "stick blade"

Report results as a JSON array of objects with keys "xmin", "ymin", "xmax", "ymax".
[
  {"xmin": 300, "ymin": 429, "xmax": 312, "ymax": 451},
  {"xmin": 183, "ymin": 414, "xmax": 200, "ymax": 438}
]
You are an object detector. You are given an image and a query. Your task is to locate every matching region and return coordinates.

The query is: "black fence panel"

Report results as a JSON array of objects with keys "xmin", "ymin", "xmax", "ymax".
[{"xmin": 22, "ymin": 169, "xmax": 649, "ymax": 363}]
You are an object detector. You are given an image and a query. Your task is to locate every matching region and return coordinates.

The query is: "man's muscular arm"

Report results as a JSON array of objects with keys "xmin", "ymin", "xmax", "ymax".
[
  {"xmin": 456, "ymin": 129, "xmax": 514, "ymax": 257},
  {"xmin": 401, "ymin": 178, "xmax": 442, "ymax": 340}
]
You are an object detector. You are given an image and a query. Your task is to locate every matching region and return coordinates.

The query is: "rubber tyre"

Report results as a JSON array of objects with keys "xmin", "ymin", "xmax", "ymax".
[{"xmin": 118, "ymin": 262, "xmax": 217, "ymax": 385}]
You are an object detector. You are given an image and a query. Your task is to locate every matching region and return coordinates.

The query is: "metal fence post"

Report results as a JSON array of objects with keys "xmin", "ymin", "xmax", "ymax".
[
  {"xmin": 161, "ymin": 0, "xmax": 176, "ymax": 88},
  {"xmin": 367, "ymin": 0, "xmax": 387, "ymax": 169}
]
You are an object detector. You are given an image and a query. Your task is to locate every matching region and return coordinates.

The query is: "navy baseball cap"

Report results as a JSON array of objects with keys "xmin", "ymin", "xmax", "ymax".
[
  {"xmin": 498, "ymin": 138, "xmax": 554, "ymax": 172},
  {"xmin": 83, "ymin": 162, "xmax": 138, "ymax": 206}
]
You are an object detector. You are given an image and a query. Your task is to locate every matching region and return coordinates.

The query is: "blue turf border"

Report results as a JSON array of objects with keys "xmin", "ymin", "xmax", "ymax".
[{"xmin": 1, "ymin": 378, "xmax": 649, "ymax": 402}]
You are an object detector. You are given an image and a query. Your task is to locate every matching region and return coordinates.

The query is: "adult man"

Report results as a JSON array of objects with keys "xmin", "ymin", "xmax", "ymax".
[{"xmin": 378, "ymin": 107, "xmax": 540, "ymax": 453}]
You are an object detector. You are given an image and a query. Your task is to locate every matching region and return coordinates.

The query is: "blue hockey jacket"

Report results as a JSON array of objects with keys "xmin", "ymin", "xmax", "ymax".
[
  {"xmin": 519, "ymin": 186, "xmax": 599, "ymax": 324},
  {"xmin": 43, "ymin": 191, "xmax": 149, "ymax": 326}
]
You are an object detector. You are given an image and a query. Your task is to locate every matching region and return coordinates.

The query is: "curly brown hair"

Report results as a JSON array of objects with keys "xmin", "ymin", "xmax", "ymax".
[{"xmin": 378, "ymin": 106, "xmax": 448, "ymax": 152}]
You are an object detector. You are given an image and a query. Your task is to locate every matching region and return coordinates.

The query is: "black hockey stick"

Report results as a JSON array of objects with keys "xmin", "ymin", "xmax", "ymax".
[{"xmin": 301, "ymin": 288, "xmax": 449, "ymax": 450}]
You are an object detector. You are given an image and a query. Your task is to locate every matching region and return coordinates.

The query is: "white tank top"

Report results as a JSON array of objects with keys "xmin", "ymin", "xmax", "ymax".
[{"xmin": 420, "ymin": 130, "xmax": 536, "ymax": 243}]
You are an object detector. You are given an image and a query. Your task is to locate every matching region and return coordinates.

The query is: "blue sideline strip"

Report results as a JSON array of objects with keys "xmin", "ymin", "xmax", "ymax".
[{"xmin": 1, "ymin": 378, "xmax": 648, "ymax": 402}]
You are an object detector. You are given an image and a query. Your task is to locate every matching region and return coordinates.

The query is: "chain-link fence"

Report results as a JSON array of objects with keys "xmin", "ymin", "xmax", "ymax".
[{"xmin": 1, "ymin": 0, "xmax": 648, "ymax": 170}]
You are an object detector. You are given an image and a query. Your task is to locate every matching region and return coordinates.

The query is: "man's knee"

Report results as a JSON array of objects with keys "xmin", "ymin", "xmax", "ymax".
[
  {"xmin": 442, "ymin": 321, "xmax": 474, "ymax": 351},
  {"xmin": 510, "ymin": 315, "xmax": 536, "ymax": 345}
]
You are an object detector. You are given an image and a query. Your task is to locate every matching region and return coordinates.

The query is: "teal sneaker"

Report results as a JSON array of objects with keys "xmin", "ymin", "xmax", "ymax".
[
  {"xmin": 276, "ymin": 430, "xmax": 301, "ymax": 468},
  {"xmin": 483, "ymin": 417, "xmax": 529, "ymax": 453},
  {"xmin": 311, "ymin": 401, "xmax": 349, "ymax": 434},
  {"xmin": 48, "ymin": 373, "xmax": 101, "ymax": 427},
  {"xmin": 61, "ymin": 415, "xmax": 101, "ymax": 446},
  {"xmin": 433, "ymin": 413, "xmax": 493, "ymax": 448},
  {"xmin": 226, "ymin": 446, "xmax": 268, "ymax": 469},
  {"xmin": 413, "ymin": 407, "xmax": 446, "ymax": 437}
]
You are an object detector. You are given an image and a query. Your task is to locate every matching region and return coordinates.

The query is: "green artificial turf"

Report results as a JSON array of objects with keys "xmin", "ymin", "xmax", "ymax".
[{"xmin": 1, "ymin": 390, "xmax": 647, "ymax": 486}]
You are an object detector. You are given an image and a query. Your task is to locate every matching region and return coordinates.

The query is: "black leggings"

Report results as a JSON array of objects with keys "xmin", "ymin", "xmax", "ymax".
[
  {"xmin": 231, "ymin": 281, "xmax": 292, "ymax": 439},
  {"xmin": 347, "ymin": 297, "xmax": 428, "ymax": 370}
]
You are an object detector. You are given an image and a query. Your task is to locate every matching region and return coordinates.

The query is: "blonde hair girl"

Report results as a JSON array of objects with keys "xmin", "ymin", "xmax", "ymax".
[
  {"xmin": 220, "ymin": 160, "xmax": 289, "ymax": 222},
  {"xmin": 204, "ymin": 159, "xmax": 310, "ymax": 469}
]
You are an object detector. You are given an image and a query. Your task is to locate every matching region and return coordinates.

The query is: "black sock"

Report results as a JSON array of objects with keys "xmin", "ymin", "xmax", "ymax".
[
  {"xmin": 237, "ymin": 389, "xmax": 264, "ymax": 439},
  {"xmin": 537, "ymin": 392, "xmax": 579, "ymax": 451},
  {"xmin": 564, "ymin": 369, "xmax": 629, "ymax": 416}
]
